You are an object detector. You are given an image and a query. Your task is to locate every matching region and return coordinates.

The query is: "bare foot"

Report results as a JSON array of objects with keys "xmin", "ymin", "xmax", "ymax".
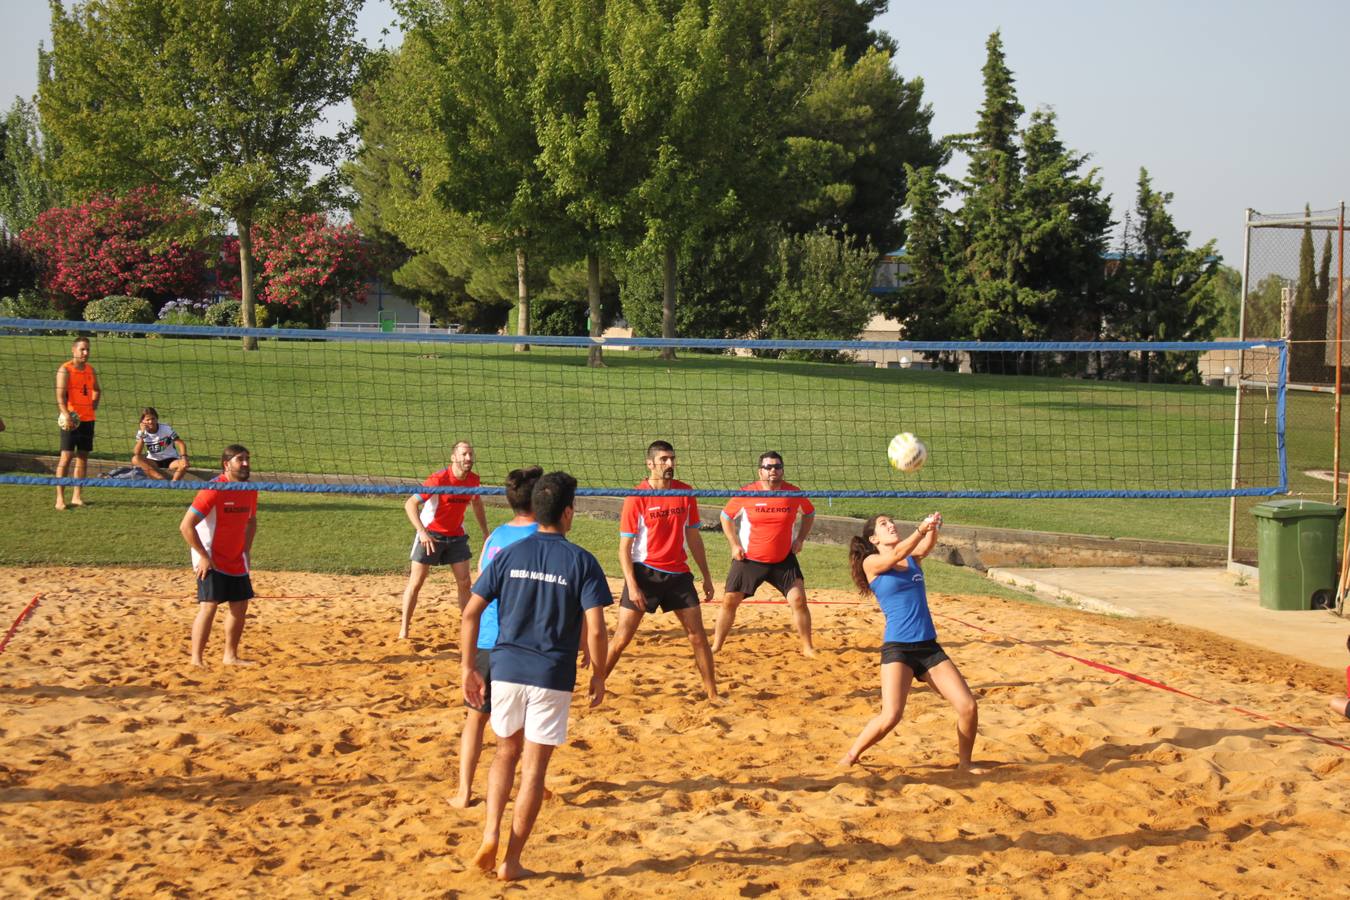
[
  {"xmin": 837, "ymin": 752, "xmax": 858, "ymax": 768},
  {"xmin": 222, "ymin": 658, "xmax": 258, "ymax": 666},
  {"xmin": 801, "ymin": 645, "xmax": 817, "ymax": 659},
  {"xmin": 958, "ymin": 763, "xmax": 989, "ymax": 775},
  {"xmin": 447, "ymin": 792, "xmax": 473, "ymax": 809},
  {"xmin": 497, "ymin": 860, "xmax": 533, "ymax": 881},
  {"xmin": 55, "ymin": 500, "xmax": 67, "ymax": 511},
  {"xmin": 472, "ymin": 840, "xmax": 497, "ymax": 874},
  {"xmin": 705, "ymin": 695, "xmax": 726, "ymax": 707},
  {"xmin": 70, "ymin": 497, "xmax": 86, "ymax": 507},
  {"xmin": 398, "ymin": 629, "xmax": 410, "ymax": 640},
  {"xmin": 190, "ymin": 658, "xmax": 206, "ymax": 668}
]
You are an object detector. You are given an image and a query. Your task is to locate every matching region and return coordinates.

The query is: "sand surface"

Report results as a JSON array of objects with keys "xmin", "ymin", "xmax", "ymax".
[{"xmin": 1, "ymin": 565, "xmax": 1347, "ymax": 898}]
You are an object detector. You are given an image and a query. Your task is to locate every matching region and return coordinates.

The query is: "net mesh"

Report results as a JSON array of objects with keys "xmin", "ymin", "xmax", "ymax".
[
  {"xmin": 1230, "ymin": 206, "xmax": 1346, "ymax": 564},
  {"xmin": 0, "ymin": 320, "xmax": 1285, "ymax": 500}
]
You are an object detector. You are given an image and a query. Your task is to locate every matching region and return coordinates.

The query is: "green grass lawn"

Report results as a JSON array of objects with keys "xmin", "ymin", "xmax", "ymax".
[
  {"xmin": 0, "ymin": 484, "xmax": 1034, "ymax": 602},
  {"xmin": 0, "ymin": 331, "xmax": 1318, "ymax": 549}
]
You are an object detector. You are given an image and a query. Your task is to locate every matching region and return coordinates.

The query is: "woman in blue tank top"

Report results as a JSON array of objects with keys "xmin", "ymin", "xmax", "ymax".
[{"xmin": 839, "ymin": 512, "xmax": 985, "ymax": 773}]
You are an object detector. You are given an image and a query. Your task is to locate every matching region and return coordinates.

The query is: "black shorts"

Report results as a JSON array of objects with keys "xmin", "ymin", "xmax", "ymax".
[
  {"xmin": 410, "ymin": 532, "xmax": 471, "ymax": 566},
  {"xmin": 620, "ymin": 564, "xmax": 700, "ymax": 615},
  {"xmin": 151, "ymin": 457, "xmax": 179, "ymax": 470},
  {"xmin": 197, "ymin": 570, "xmax": 255, "ymax": 604},
  {"xmin": 59, "ymin": 420, "xmax": 95, "ymax": 453},
  {"xmin": 724, "ymin": 554, "xmax": 803, "ymax": 598},
  {"xmin": 881, "ymin": 640, "xmax": 949, "ymax": 678},
  {"xmin": 465, "ymin": 649, "xmax": 493, "ymax": 714}
]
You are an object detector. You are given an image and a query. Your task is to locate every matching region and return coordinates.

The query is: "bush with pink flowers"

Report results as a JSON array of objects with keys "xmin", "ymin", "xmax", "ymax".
[{"xmin": 22, "ymin": 187, "xmax": 208, "ymax": 314}]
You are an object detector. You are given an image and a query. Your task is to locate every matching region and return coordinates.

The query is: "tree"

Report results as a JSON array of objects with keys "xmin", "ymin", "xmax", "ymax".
[
  {"xmin": 779, "ymin": 45, "xmax": 942, "ymax": 252},
  {"xmin": 949, "ymin": 32, "xmax": 1040, "ymax": 357},
  {"xmin": 619, "ymin": 223, "xmax": 775, "ymax": 339},
  {"xmin": 41, "ymin": 0, "xmax": 366, "ymax": 349},
  {"xmin": 22, "ymin": 186, "xmax": 207, "ymax": 313},
  {"xmin": 220, "ymin": 213, "xmax": 372, "ymax": 329},
  {"xmin": 1241, "ymin": 272, "xmax": 1286, "ymax": 340},
  {"xmin": 877, "ymin": 163, "xmax": 959, "ymax": 354},
  {"xmin": 1105, "ymin": 169, "xmax": 1219, "ymax": 383},
  {"xmin": 0, "ymin": 96, "xmax": 63, "ymax": 235},
  {"xmin": 395, "ymin": 0, "xmax": 572, "ymax": 350},
  {"xmin": 0, "ymin": 229, "xmax": 40, "ymax": 299},
  {"xmin": 1198, "ymin": 264, "xmax": 1242, "ymax": 337},
  {"xmin": 607, "ymin": 0, "xmax": 773, "ymax": 359},
  {"xmin": 760, "ymin": 227, "xmax": 876, "ymax": 356},
  {"xmin": 348, "ymin": 38, "xmax": 520, "ymax": 333},
  {"xmin": 1014, "ymin": 107, "xmax": 1113, "ymax": 356},
  {"xmin": 532, "ymin": 0, "xmax": 649, "ymax": 366}
]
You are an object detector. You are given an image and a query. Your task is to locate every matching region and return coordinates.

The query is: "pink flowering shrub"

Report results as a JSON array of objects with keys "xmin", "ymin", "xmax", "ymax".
[
  {"xmin": 22, "ymin": 187, "xmax": 207, "ymax": 314},
  {"xmin": 221, "ymin": 213, "xmax": 371, "ymax": 328}
]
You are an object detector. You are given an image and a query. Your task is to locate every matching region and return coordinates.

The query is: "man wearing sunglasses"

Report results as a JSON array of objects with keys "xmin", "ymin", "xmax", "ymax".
[{"xmin": 713, "ymin": 451, "xmax": 816, "ymax": 657}]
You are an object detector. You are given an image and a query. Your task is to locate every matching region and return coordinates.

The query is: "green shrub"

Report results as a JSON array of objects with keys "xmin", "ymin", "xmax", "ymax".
[
  {"xmin": 204, "ymin": 299, "xmax": 242, "ymax": 327},
  {"xmin": 84, "ymin": 295, "xmax": 155, "ymax": 325},
  {"xmin": 0, "ymin": 289, "xmax": 62, "ymax": 320},
  {"xmin": 158, "ymin": 310, "xmax": 207, "ymax": 327}
]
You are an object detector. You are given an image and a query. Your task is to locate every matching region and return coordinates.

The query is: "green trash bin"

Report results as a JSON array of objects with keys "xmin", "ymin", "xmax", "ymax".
[
  {"xmin": 1250, "ymin": 500, "xmax": 1344, "ymax": 610},
  {"xmin": 379, "ymin": 316, "xmax": 396, "ymax": 334}
]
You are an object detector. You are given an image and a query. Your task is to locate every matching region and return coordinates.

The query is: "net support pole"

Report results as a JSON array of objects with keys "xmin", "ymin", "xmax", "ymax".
[
  {"xmin": 1336, "ymin": 202, "xmax": 1350, "ymax": 615},
  {"xmin": 1335, "ymin": 201, "xmax": 1345, "ymax": 504},
  {"xmin": 1228, "ymin": 209, "xmax": 1254, "ymax": 566}
]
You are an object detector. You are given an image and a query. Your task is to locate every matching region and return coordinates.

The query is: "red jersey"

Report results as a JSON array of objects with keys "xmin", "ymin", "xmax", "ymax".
[
  {"xmin": 189, "ymin": 476, "xmax": 258, "ymax": 576},
  {"xmin": 721, "ymin": 482, "xmax": 815, "ymax": 563},
  {"xmin": 620, "ymin": 479, "xmax": 701, "ymax": 574},
  {"xmin": 62, "ymin": 361, "xmax": 97, "ymax": 421},
  {"xmin": 416, "ymin": 468, "xmax": 480, "ymax": 536}
]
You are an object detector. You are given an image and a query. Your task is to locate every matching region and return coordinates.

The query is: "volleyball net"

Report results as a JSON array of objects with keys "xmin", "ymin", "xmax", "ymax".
[{"xmin": 0, "ymin": 319, "xmax": 1287, "ymax": 500}]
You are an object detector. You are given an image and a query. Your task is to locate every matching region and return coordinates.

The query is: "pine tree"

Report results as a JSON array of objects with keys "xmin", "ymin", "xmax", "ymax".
[
  {"xmin": 878, "ymin": 164, "xmax": 955, "ymax": 351},
  {"xmin": 949, "ymin": 32, "xmax": 1037, "ymax": 361},
  {"xmin": 1107, "ymin": 169, "xmax": 1218, "ymax": 383},
  {"xmin": 1015, "ymin": 108, "xmax": 1113, "ymax": 354}
]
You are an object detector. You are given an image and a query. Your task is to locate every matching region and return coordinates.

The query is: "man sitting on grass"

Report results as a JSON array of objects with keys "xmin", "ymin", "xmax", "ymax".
[{"xmin": 132, "ymin": 407, "xmax": 190, "ymax": 481}]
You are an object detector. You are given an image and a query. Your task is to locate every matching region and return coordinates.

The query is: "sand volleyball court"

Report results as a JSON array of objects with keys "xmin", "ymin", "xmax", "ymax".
[{"xmin": 1, "ymin": 565, "xmax": 1346, "ymax": 897}]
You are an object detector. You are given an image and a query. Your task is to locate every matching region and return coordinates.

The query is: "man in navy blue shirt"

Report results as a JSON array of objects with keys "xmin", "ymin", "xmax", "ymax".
[{"xmin": 461, "ymin": 471, "xmax": 612, "ymax": 882}]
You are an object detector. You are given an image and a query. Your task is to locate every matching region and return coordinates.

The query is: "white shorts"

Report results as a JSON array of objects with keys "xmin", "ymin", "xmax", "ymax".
[{"xmin": 489, "ymin": 680, "xmax": 574, "ymax": 746}]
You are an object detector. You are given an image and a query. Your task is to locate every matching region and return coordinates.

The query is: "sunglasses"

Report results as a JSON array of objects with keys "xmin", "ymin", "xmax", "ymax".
[{"xmin": 760, "ymin": 463, "xmax": 784, "ymax": 470}]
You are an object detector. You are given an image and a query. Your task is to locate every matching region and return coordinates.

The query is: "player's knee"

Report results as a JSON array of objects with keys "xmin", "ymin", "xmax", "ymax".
[
  {"xmin": 953, "ymin": 694, "xmax": 977, "ymax": 720},
  {"xmin": 497, "ymin": 735, "xmax": 524, "ymax": 762}
]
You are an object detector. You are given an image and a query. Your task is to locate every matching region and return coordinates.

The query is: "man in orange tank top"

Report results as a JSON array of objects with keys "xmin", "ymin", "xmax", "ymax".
[{"xmin": 54, "ymin": 336, "xmax": 101, "ymax": 510}]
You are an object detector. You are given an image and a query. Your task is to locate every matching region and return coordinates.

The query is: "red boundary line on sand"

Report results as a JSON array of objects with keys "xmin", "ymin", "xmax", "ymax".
[
  {"xmin": 703, "ymin": 599, "xmax": 866, "ymax": 606},
  {"xmin": 937, "ymin": 612, "xmax": 1350, "ymax": 753},
  {"xmin": 0, "ymin": 593, "xmax": 44, "ymax": 655}
]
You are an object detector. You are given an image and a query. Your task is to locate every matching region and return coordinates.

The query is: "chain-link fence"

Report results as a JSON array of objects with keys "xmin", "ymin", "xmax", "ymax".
[{"xmin": 1229, "ymin": 205, "xmax": 1347, "ymax": 565}]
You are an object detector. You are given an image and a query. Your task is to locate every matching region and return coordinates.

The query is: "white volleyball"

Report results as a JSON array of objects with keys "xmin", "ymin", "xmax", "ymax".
[{"xmin": 887, "ymin": 432, "xmax": 927, "ymax": 473}]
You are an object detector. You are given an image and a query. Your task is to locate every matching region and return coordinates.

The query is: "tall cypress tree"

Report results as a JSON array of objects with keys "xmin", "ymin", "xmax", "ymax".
[
  {"xmin": 1016, "ymin": 108, "xmax": 1113, "ymax": 371},
  {"xmin": 1289, "ymin": 205, "xmax": 1323, "ymax": 379},
  {"xmin": 950, "ymin": 32, "xmax": 1038, "ymax": 361}
]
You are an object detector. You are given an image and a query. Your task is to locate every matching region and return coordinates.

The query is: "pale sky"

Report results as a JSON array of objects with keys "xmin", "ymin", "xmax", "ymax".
[{"xmin": 4, "ymin": 1, "xmax": 1346, "ymax": 265}]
